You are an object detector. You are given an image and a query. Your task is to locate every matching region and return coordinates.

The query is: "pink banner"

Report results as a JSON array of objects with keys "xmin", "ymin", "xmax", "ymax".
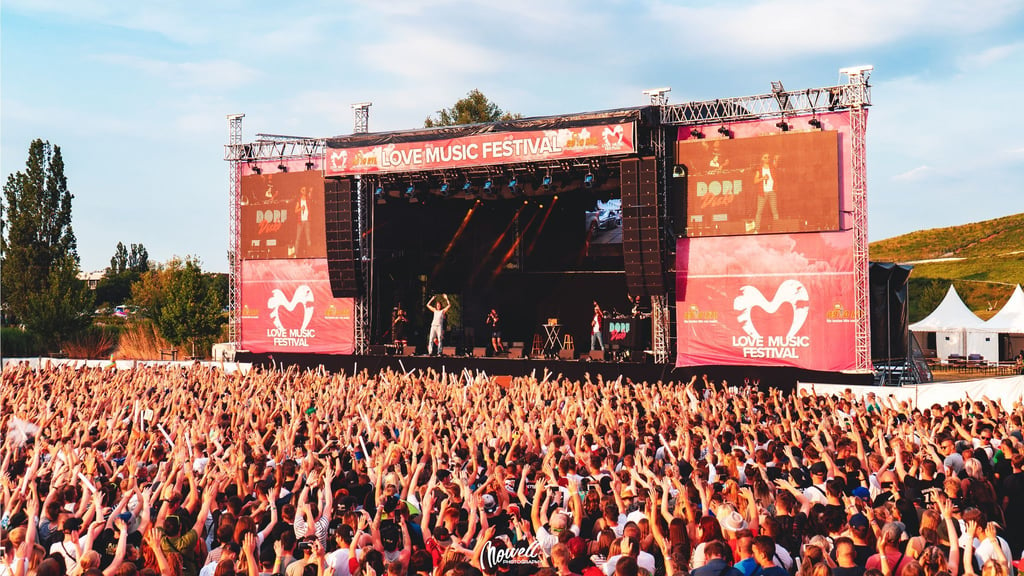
[
  {"xmin": 241, "ymin": 259, "xmax": 354, "ymax": 354},
  {"xmin": 325, "ymin": 122, "xmax": 636, "ymax": 175},
  {"xmin": 675, "ymin": 233, "xmax": 857, "ymax": 371}
]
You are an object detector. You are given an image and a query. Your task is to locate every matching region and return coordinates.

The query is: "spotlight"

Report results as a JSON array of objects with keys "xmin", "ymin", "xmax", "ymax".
[
  {"xmin": 305, "ymin": 161, "xmax": 315, "ymax": 170},
  {"xmin": 278, "ymin": 163, "xmax": 288, "ymax": 172},
  {"xmin": 405, "ymin": 183, "xmax": 415, "ymax": 197},
  {"xmin": 252, "ymin": 166, "xmax": 262, "ymax": 175},
  {"xmin": 672, "ymin": 165, "xmax": 687, "ymax": 178},
  {"xmin": 718, "ymin": 126, "xmax": 731, "ymax": 137},
  {"xmin": 583, "ymin": 173, "xmax": 594, "ymax": 188},
  {"xmin": 463, "ymin": 179, "xmax": 472, "ymax": 191},
  {"xmin": 809, "ymin": 118, "xmax": 822, "ymax": 129},
  {"xmin": 508, "ymin": 176, "xmax": 518, "ymax": 190},
  {"xmin": 483, "ymin": 178, "xmax": 493, "ymax": 191},
  {"xmin": 776, "ymin": 121, "xmax": 790, "ymax": 132},
  {"xmin": 440, "ymin": 181, "xmax": 450, "ymax": 195},
  {"xmin": 542, "ymin": 173, "xmax": 552, "ymax": 189},
  {"xmin": 690, "ymin": 129, "xmax": 705, "ymax": 139}
]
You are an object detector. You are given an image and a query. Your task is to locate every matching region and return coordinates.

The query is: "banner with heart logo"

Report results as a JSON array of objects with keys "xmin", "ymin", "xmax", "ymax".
[
  {"xmin": 240, "ymin": 259, "xmax": 355, "ymax": 353},
  {"xmin": 675, "ymin": 232, "xmax": 857, "ymax": 371}
]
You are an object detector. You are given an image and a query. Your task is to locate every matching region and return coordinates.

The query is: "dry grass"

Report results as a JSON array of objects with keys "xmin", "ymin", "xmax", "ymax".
[
  {"xmin": 63, "ymin": 327, "xmax": 118, "ymax": 359},
  {"xmin": 115, "ymin": 321, "xmax": 173, "ymax": 360}
]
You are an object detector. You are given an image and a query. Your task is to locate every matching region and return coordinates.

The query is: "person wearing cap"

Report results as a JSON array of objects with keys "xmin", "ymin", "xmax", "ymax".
[
  {"xmin": 803, "ymin": 462, "xmax": 829, "ymax": 506},
  {"xmin": 533, "ymin": 478, "xmax": 583, "ymax": 556}
]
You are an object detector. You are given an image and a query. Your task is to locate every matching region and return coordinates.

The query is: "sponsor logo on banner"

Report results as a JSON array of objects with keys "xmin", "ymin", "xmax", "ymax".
[
  {"xmin": 825, "ymin": 302, "xmax": 859, "ymax": 323},
  {"xmin": 683, "ymin": 305, "xmax": 718, "ymax": 324},
  {"xmin": 731, "ymin": 279, "xmax": 811, "ymax": 359},
  {"xmin": 326, "ymin": 122, "xmax": 635, "ymax": 175},
  {"xmin": 608, "ymin": 319, "xmax": 631, "ymax": 342},
  {"xmin": 266, "ymin": 285, "xmax": 316, "ymax": 347}
]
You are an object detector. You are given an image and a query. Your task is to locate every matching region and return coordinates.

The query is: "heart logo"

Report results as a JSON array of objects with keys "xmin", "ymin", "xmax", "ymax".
[
  {"xmin": 329, "ymin": 150, "xmax": 348, "ymax": 171},
  {"xmin": 267, "ymin": 285, "xmax": 315, "ymax": 333},
  {"xmin": 602, "ymin": 125, "xmax": 625, "ymax": 148},
  {"xmin": 733, "ymin": 279, "xmax": 809, "ymax": 340}
]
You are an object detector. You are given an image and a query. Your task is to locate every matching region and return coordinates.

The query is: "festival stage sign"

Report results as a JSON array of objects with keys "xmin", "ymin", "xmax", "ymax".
[
  {"xmin": 675, "ymin": 129, "xmax": 841, "ymax": 237},
  {"xmin": 241, "ymin": 259, "xmax": 354, "ymax": 353},
  {"xmin": 675, "ymin": 232, "xmax": 857, "ymax": 371},
  {"xmin": 240, "ymin": 172, "xmax": 327, "ymax": 260},
  {"xmin": 325, "ymin": 122, "xmax": 636, "ymax": 176}
]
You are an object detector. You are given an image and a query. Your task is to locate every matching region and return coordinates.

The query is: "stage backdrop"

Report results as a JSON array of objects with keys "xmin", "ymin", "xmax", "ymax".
[
  {"xmin": 240, "ymin": 171, "xmax": 326, "ymax": 260},
  {"xmin": 676, "ymin": 232, "xmax": 857, "ymax": 372},
  {"xmin": 241, "ymin": 259, "xmax": 354, "ymax": 354}
]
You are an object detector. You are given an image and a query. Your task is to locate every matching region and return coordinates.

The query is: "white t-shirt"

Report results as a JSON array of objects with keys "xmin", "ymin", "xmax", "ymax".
[
  {"xmin": 431, "ymin": 308, "xmax": 445, "ymax": 328},
  {"xmin": 604, "ymin": 552, "xmax": 656, "ymax": 576},
  {"xmin": 326, "ymin": 549, "xmax": 352, "ymax": 576},
  {"xmin": 761, "ymin": 167, "xmax": 774, "ymax": 192}
]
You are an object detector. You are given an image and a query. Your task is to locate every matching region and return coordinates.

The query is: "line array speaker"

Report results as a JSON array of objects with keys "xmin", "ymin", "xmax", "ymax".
[
  {"xmin": 621, "ymin": 157, "xmax": 665, "ymax": 296},
  {"xmin": 325, "ymin": 178, "xmax": 360, "ymax": 297}
]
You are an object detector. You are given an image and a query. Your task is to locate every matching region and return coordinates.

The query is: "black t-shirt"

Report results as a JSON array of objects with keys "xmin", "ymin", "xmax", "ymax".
[
  {"xmin": 852, "ymin": 544, "xmax": 873, "ymax": 567},
  {"xmin": 833, "ymin": 566, "xmax": 866, "ymax": 576}
]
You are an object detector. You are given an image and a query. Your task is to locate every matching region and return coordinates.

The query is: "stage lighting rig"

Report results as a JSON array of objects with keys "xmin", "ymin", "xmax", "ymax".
[
  {"xmin": 462, "ymin": 178, "xmax": 473, "ymax": 192},
  {"xmin": 690, "ymin": 129, "xmax": 705, "ymax": 139},
  {"xmin": 440, "ymin": 181, "xmax": 450, "ymax": 196},
  {"xmin": 642, "ymin": 87, "xmax": 671, "ymax": 106},
  {"xmin": 776, "ymin": 121, "xmax": 790, "ymax": 132},
  {"xmin": 541, "ymin": 171, "xmax": 552, "ymax": 189},
  {"xmin": 251, "ymin": 165, "xmax": 262, "ymax": 175},
  {"xmin": 717, "ymin": 126, "xmax": 731, "ymax": 137},
  {"xmin": 808, "ymin": 117, "xmax": 822, "ymax": 129},
  {"xmin": 277, "ymin": 162, "xmax": 288, "ymax": 172},
  {"xmin": 508, "ymin": 175, "xmax": 518, "ymax": 190},
  {"xmin": 583, "ymin": 172, "xmax": 594, "ymax": 188}
]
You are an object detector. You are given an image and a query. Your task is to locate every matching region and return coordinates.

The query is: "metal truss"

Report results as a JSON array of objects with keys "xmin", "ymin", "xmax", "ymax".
[
  {"xmin": 226, "ymin": 114, "xmax": 244, "ymax": 346},
  {"xmin": 661, "ymin": 82, "xmax": 870, "ymax": 126},
  {"xmin": 651, "ymin": 294, "xmax": 671, "ymax": 364},
  {"xmin": 352, "ymin": 103, "xmax": 372, "ymax": 135},
  {"xmin": 225, "ymin": 138, "xmax": 325, "ymax": 162},
  {"xmin": 354, "ymin": 177, "xmax": 371, "ymax": 355},
  {"xmin": 844, "ymin": 70, "xmax": 873, "ymax": 372}
]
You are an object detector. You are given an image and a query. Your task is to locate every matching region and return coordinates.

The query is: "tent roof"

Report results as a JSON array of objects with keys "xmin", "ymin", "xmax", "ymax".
[
  {"xmin": 985, "ymin": 284, "xmax": 1024, "ymax": 333},
  {"xmin": 910, "ymin": 284, "xmax": 989, "ymax": 332}
]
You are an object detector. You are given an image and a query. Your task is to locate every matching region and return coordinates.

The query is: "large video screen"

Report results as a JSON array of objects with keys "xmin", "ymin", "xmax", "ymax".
[
  {"xmin": 676, "ymin": 130, "xmax": 840, "ymax": 237},
  {"xmin": 675, "ymin": 232, "xmax": 857, "ymax": 372},
  {"xmin": 240, "ymin": 171, "xmax": 326, "ymax": 260}
]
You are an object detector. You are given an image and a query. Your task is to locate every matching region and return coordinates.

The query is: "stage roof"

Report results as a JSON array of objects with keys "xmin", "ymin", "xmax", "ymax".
[{"xmin": 326, "ymin": 106, "xmax": 656, "ymax": 149}]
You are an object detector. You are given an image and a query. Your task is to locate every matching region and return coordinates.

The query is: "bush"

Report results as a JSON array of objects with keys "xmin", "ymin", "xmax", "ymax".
[
  {"xmin": 1, "ymin": 327, "xmax": 42, "ymax": 358},
  {"xmin": 116, "ymin": 320, "xmax": 173, "ymax": 360},
  {"xmin": 63, "ymin": 324, "xmax": 121, "ymax": 359}
]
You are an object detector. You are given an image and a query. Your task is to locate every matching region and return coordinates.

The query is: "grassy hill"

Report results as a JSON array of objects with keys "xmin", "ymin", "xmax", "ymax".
[{"xmin": 869, "ymin": 213, "xmax": 1024, "ymax": 322}]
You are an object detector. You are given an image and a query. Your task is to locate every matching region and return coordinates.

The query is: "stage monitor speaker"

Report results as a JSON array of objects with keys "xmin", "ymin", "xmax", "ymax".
[
  {"xmin": 509, "ymin": 346, "xmax": 525, "ymax": 358},
  {"xmin": 559, "ymin": 348, "xmax": 575, "ymax": 360},
  {"xmin": 369, "ymin": 345, "xmax": 388, "ymax": 355},
  {"xmin": 621, "ymin": 156, "xmax": 665, "ymax": 297},
  {"xmin": 472, "ymin": 347, "xmax": 487, "ymax": 358},
  {"xmin": 442, "ymin": 346, "xmax": 456, "ymax": 357},
  {"xmin": 589, "ymin": 350, "xmax": 605, "ymax": 361},
  {"xmin": 325, "ymin": 178, "xmax": 360, "ymax": 297},
  {"xmin": 403, "ymin": 345, "xmax": 417, "ymax": 356}
]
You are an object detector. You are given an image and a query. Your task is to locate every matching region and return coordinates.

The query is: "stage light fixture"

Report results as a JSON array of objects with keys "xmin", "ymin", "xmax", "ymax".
[
  {"xmin": 776, "ymin": 121, "xmax": 790, "ymax": 132},
  {"xmin": 440, "ymin": 181, "xmax": 450, "ymax": 195},
  {"xmin": 305, "ymin": 161, "xmax": 315, "ymax": 170},
  {"xmin": 583, "ymin": 172, "xmax": 594, "ymax": 188},
  {"xmin": 405, "ymin": 183, "xmax": 415, "ymax": 197},
  {"xmin": 542, "ymin": 173, "xmax": 552, "ymax": 188},
  {"xmin": 252, "ymin": 166, "xmax": 262, "ymax": 175},
  {"xmin": 375, "ymin": 186, "xmax": 384, "ymax": 197},
  {"xmin": 808, "ymin": 117, "xmax": 822, "ymax": 128},
  {"xmin": 463, "ymin": 179, "xmax": 472, "ymax": 191},
  {"xmin": 278, "ymin": 163, "xmax": 288, "ymax": 172},
  {"xmin": 508, "ymin": 176, "xmax": 518, "ymax": 190},
  {"xmin": 483, "ymin": 178, "xmax": 493, "ymax": 191},
  {"xmin": 672, "ymin": 165, "xmax": 687, "ymax": 178},
  {"xmin": 690, "ymin": 129, "xmax": 705, "ymax": 139},
  {"xmin": 718, "ymin": 126, "xmax": 731, "ymax": 137}
]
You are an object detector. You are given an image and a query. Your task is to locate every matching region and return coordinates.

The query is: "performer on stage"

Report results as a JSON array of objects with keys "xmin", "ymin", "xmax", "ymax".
[
  {"xmin": 591, "ymin": 301, "xmax": 605, "ymax": 352},
  {"xmin": 486, "ymin": 308, "xmax": 504, "ymax": 354},
  {"xmin": 392, "ymin": 304, "xmax": 408, "ymax": 347},
  {"xmin": 753, "ymin": 152, "xmax": 780, "ymax": 233},
  {"xmin": 426, "ymin": 294, "xmax": 450, "ymax": 356}
]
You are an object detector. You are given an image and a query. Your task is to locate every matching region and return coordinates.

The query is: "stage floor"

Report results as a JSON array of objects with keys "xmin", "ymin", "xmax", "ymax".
[{"xmin": 234, "ymin": 352, "xmax": 871, "ymax": 392}]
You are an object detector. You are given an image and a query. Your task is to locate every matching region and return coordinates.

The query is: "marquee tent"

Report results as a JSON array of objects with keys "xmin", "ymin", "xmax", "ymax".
[
  {"xmin": 984, "ymin": 284, "xmax": 1024, "ymax": 360},
  {"xmin": 910, "ymin": 285, "xmax": 996, "ymax": 360}
]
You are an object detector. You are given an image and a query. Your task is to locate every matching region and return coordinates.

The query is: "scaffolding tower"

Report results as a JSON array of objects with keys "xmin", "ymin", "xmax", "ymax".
[{"xmin": 225, "ymin": 114, "xmax": 244, "ymax": 346}]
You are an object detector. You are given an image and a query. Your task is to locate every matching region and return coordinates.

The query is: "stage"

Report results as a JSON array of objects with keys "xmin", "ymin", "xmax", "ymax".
[{"xmin": 234, "ymin": 351, "xmax": 871, "ymax": 392}]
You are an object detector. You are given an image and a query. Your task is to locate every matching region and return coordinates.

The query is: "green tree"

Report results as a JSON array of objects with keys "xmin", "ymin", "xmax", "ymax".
[
  {"xmin": 1, "ymin": 139, "xmax": 91, "ymax": 348},
  {"xmin": 424, "ymin": 89, "xmax": 521, "ymax": 127},
  {"xmin": 22, "ymin": 255, "xmax": 94, "ymax": 351},
  {"xmin": 132, "ymin": 257, "xmax": 223, "ymax": 356},
  {"xmin": 99, "ymin": 242, "xmax": 150, "ymax": 306}
]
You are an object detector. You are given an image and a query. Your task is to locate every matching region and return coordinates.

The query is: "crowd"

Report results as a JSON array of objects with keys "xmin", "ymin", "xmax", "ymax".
[{"xmin": 2, "ymin": 363, "xmax": 1024, "ymax": 576}]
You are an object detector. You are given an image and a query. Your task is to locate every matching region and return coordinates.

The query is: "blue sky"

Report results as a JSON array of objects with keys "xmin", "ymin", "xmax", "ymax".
[{"xmin": 3, "ymin": 1, "xmax": 1023, "ymax": 274}]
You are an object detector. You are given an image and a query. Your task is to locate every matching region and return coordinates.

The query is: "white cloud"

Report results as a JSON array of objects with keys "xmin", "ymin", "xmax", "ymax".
[
  {"xmin": 357, "ymin": 27, "xmax": 505, "ymax": 82},
  {"xmin": 94, "ymin": 54, "xmax": 259, "ymax": 90},
  {"xmin": 956, "ymin": 42, "xmax": 1024, "ymax": 71},
  {"xmin": 650, "ymin": 0, "xmax": 1023, "ymax": 59},
  {"xmin": 892, "ymin": 165, "xmax": 932, "ymax": 182}
]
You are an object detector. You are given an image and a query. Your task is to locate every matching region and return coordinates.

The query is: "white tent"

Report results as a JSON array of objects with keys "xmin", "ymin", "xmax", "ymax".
[
  {"xmin": 910, "ymin": 285, "xmax": 996, "ymax": 360},
  {"xmin": 984, "ymin": 284, "xmax": 1024, "ymax": 360}
]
